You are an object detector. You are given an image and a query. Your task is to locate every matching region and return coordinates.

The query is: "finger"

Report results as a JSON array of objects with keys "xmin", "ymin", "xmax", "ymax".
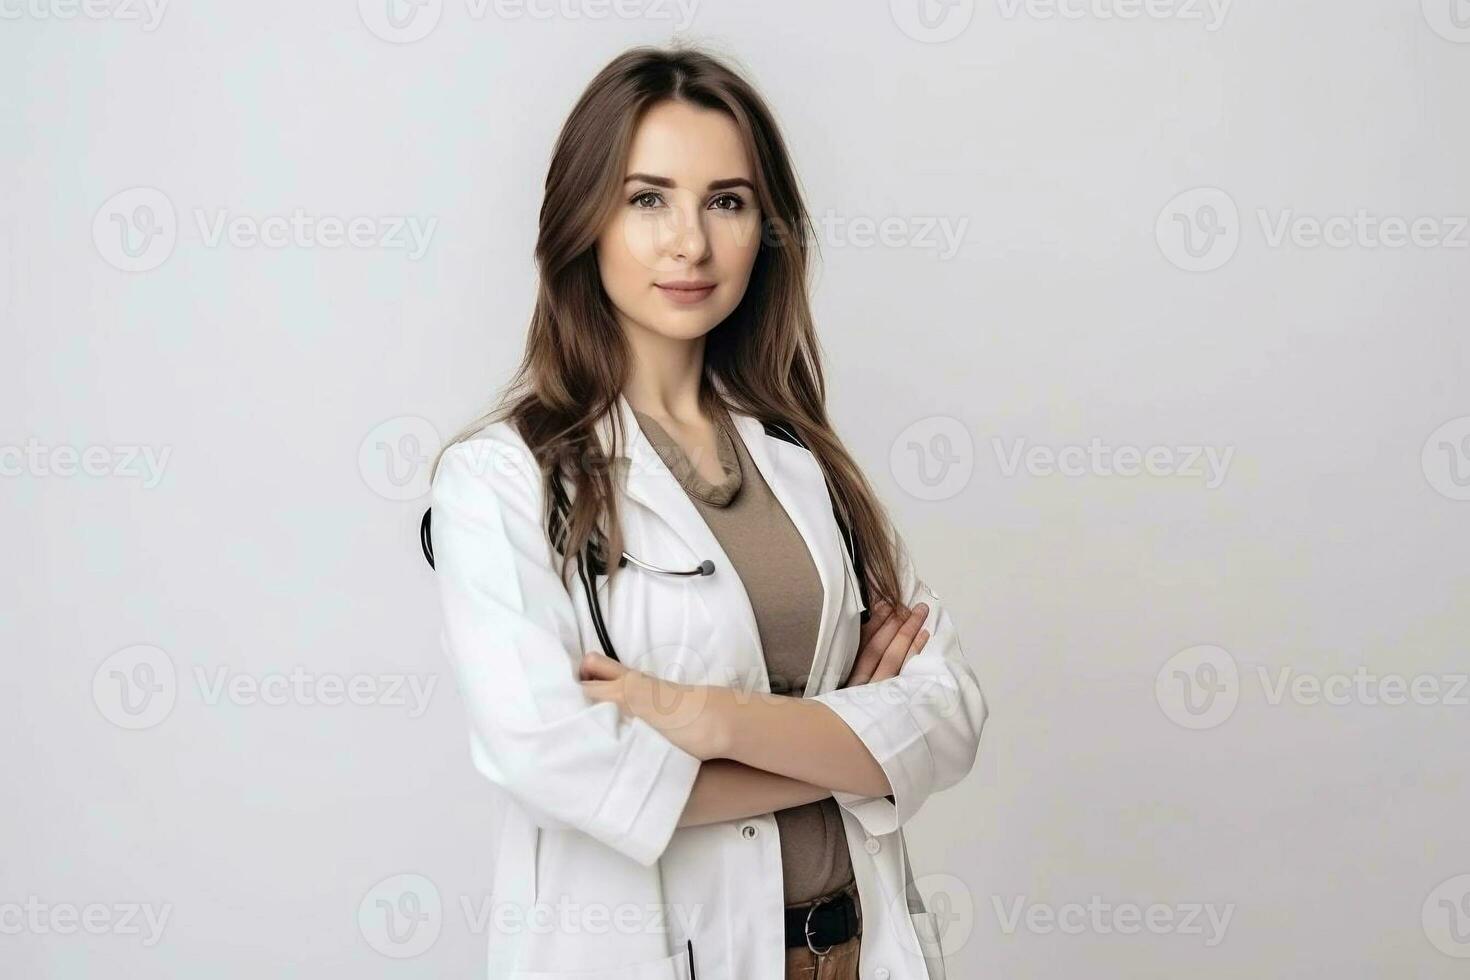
[
  {"xmin": 847, "ymin": 604, "xmax": 911, "ymax": 687},
  {"xmin": 857, "ymin": 600, "xmax": 895, "ymax": 647},
  {"xmin": 862, "ymin": 602, "xmax": 912, "ymax": 659},
  {"xmin": 899, "ymin": 629, "xmax": 931, "ymax": 670},
  {"xmin": 854, "ymin": 601, "xmax": 909, "ymax": 663},
  {"xmin": 579, "ymin": 651, "xmax": 623, "ymax": 681},
  {"xmin": 861, "ymin": 599, "xmax": 908, "ymax": 643},
  {"xmin": 872, "ymin": 604, "xmax": 927, "ymax": 681}
]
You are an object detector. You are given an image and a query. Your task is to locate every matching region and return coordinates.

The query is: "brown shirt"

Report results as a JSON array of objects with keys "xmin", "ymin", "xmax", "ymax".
[{"xmin": 632, "ymin": 405, "xmax": 855, "ymax": 905}]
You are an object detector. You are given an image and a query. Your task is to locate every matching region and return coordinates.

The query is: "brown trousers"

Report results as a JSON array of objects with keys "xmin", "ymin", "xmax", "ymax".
[{"xmin": 783, "ymin": 882, "xmax": 861, "ymax": 980}]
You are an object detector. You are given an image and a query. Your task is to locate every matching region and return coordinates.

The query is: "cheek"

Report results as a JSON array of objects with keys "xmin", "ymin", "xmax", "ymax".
[
  {"xmin": 606, "ymin": 212, "xmax": 669, "ymax": 276},
  {"xmin": 596, "ymin": 223, "xmax": 653, "ymax": 296},
  {"xmin": 712, "ymin": 214, "xmax": 762, "ymax": 276}
]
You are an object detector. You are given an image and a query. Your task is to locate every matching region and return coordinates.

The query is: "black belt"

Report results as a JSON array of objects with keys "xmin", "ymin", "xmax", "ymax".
[{"xmin": 784, "ymin": 888, "xmax": 860, "ymax": 951}]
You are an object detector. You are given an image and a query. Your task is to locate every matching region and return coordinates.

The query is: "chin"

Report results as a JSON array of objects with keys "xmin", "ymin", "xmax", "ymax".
[{"xmin": 644, "ymin": 313, "xmax": 723, "ymax": 341}]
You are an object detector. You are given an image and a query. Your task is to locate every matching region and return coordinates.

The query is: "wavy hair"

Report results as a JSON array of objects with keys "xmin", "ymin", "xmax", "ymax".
[{"xmin": 432, "ymin": 43, "xmax": 905, "ymax": 612}]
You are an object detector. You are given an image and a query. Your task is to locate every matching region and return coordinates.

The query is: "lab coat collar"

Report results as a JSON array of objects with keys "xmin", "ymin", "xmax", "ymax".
[{"xmin": 592, "ymin": 388, "xmax": 848, "ymax": 696}]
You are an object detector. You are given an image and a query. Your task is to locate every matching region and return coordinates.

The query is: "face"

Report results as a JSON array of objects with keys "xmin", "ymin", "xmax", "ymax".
[{"xmin": 595, "ymin": 99, "xmax": 763, "ymax": 345}]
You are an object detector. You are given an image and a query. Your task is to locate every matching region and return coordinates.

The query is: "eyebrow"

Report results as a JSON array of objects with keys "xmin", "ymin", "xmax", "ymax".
[{"xmin": 624, "ymin": 173, "xmax": 754, "ymax": 192}]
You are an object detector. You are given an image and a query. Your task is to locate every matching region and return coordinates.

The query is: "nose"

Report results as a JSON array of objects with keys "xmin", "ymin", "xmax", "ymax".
[{"xmin": 659, "ymin": 190, "xmax": 709, "ymax": 263}]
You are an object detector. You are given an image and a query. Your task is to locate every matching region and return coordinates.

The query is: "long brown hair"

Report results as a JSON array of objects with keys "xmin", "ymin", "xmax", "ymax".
[{"xmin": 432, "ymin": 43, "xmax": 906, "ymax": 612}]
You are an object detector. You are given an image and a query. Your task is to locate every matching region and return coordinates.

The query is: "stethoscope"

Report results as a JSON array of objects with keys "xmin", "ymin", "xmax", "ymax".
[
  {"xmin": 419, "ymin": 474, "xmax": 715, "ymax": 660},
  {"xmin": 543, "ymin": 466, "xmax": 716, "ymax": 659},
  {"xmin": 419, "ymin": 419, "xmax": 868, "ymax": 662},
  {"xmin": 620, "ymin": 552, "xmax": 716, "ymax": 577},
  {"xmin": 546, "ymin": 467, "xmax": 715, "ymax": 575}
]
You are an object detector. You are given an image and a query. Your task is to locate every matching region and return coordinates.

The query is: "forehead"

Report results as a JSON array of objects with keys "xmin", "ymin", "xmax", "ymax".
[{"xmin": 624, "ymin": 100, "xmax": 752, "ymax": 181}]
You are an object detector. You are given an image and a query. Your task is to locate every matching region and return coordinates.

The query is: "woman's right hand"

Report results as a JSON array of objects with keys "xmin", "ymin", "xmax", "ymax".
[{"xmin": 840, "ymin": 599, "xmax": 930, "ymax": 688}]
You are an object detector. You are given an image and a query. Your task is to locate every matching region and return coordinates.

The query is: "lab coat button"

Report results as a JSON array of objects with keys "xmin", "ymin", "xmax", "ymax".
[
  {"xmin": 741, "ymin": 824, "xmax": 758, "ymax": 839},
  {"xmin": 875, "ymin": 969, "xmax": 891, "ymax": 980},
  {"xmin": 864, "ymin": 837, "xmax": 881, "ymax": 855}
]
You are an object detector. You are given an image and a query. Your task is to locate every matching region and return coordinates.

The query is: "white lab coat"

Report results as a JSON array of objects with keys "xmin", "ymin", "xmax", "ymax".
[{"xmin": 430, "ymin": 390, "xmax": 987, "ymax": 979}]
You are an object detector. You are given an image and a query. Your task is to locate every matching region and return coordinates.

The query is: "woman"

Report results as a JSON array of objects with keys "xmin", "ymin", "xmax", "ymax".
[{"xmin": 428, "ymin": 45, "xmax": 986, "ymax": 980}]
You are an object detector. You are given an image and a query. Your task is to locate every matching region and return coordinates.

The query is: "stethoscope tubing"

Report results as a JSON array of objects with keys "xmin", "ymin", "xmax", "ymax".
[{"xmin": 419, "ymin": 417, "xmax": 870, "ymax": 665}]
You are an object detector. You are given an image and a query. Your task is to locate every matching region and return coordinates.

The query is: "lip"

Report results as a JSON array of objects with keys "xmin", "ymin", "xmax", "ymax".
[{"xmin": 655, "ymin": 281, "xmax": 717, "ymax": 305}]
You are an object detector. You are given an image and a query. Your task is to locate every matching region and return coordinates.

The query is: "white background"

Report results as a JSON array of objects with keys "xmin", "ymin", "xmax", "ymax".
[{"xmin": 3, "ymin": 0, "xmax": 1469, "ymax": 976}]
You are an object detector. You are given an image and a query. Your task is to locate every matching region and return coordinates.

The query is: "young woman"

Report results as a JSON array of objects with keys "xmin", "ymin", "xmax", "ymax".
[{"xmin": 428, "ymin": 45, "xmax": 986, "ymax": 980}]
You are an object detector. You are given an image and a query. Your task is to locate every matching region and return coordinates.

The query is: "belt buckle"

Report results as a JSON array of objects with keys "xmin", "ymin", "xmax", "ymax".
[{"xmin": 804, "ymin": 894, "xmax": 834, "ymax": 956}]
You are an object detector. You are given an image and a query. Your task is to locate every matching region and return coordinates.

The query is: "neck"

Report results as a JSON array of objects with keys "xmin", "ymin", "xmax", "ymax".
[{"xmin": 620, "ymin": 319, "xmax": 710, "ymax": 425}]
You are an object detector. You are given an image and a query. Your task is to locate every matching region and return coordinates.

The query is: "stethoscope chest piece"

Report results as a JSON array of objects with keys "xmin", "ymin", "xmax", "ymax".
[
  {"xmin": 419, "ymin": 418, "xmax": 868, "ymax": 663},
  {"xmin": 619, "ymin": 553, "xmax": 716, "ymax": 577}
]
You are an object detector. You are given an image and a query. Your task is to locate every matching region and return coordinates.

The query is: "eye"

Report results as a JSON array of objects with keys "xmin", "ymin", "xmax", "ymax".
[
  {"xmin": 629, "ymin": 190, "xmax": 664, "ymax": 209},
  {"xmin": 709, "ymin": 193, "xmax": 746, "ymax": 212}
]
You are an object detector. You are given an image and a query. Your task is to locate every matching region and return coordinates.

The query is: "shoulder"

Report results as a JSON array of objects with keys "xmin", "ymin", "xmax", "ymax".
[{"xmin": 432, "ymin": 420, "xmax": 543, "ymax": 502}]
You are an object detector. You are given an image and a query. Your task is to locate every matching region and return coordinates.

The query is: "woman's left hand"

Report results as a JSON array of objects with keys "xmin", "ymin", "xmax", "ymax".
[{"xmin": 579, "ymin": 652, "xmax": 727, "ymax": 760}]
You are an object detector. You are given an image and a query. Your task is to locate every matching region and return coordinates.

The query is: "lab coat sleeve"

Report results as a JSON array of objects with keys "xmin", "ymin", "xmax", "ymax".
[
  {"xmin": 430, "ymin": 433, "xmax": 702, "ymax": 867},
  {"xmin": 812, "ymin": 530, "xmax": 987, "ymax": 837}
]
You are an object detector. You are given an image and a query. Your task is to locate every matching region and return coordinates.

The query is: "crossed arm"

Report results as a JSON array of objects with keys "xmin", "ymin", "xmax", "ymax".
[
  {"xmin": 581, "ymin": 598, "xmax": 931, "ymax": 827},
  {"xmin": 433, "ymin": 435, "xmax": 987, "ymax": 863}
]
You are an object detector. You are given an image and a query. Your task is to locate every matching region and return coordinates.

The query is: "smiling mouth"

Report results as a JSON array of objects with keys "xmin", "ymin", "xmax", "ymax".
[{"xmin": 654, "ymin": 282, "xmax": 717, "ymax": 303}]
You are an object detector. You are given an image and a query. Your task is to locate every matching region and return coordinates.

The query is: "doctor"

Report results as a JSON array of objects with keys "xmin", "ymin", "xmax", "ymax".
[{"xmin": 428, "ymin": 46, "xmax": 987, "ymax": 980}]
